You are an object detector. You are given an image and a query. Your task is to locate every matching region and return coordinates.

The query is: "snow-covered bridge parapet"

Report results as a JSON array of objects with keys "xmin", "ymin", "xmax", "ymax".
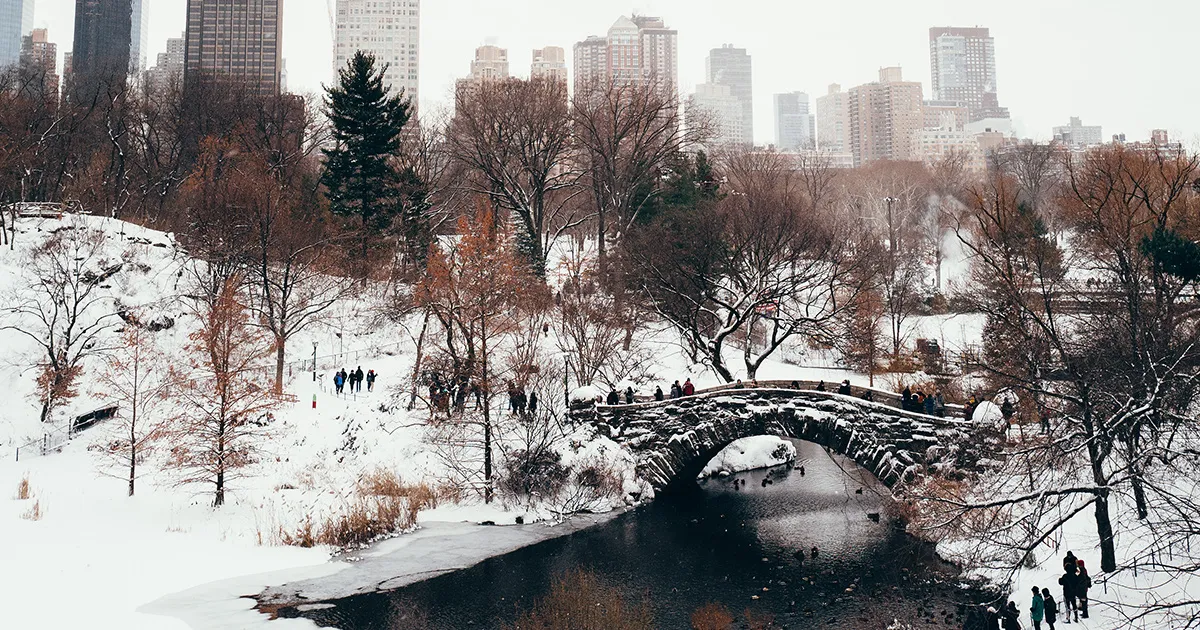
[{"xmin": 572, "ymin": 389, "xmax": 990, "ymax": 492}]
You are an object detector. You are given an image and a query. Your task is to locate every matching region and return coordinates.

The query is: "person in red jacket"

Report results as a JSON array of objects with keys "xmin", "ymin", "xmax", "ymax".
[{"xmin": 682, "ymin": 378, "xmax": 695, "ymax": 396}]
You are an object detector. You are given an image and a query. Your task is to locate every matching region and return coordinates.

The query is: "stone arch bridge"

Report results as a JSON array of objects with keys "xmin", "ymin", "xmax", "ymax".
[{"xmin": 571, "ymin": 387, "xmax": 995, "ymax": 492}]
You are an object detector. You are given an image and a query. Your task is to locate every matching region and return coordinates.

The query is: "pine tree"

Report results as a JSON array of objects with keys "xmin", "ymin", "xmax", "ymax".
[{"xmin": 322, "ymin": 51, "xmax": 414, "ymax": 271}]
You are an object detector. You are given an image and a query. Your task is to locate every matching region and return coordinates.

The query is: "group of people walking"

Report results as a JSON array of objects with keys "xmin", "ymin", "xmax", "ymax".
[
  {"xmin": 984, "ymin": 551, "xmax": 1091, "ymax": 629},
  {"xmin": 901, "ymin": 385, "xmax": 946, "ymax": 416},
  {"xmin": 334, "ymin": 366, "xmax": 375, "ymax": 395},
  {"xmin": 507, "ymin": 382, "xmax": 538, "ymax": 415}
]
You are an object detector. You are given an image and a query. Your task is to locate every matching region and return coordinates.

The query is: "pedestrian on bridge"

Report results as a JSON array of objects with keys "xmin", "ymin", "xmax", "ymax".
[
  {"xmin": 654, "ymin": 386, "xmax": 664, "ymax": 401},
  {"xmin": 683, "ymin": 379, "xmax": 695, "ymax": 396},
  {"xmin": 816, "ymin": 380, "xmax": 827, "ymax": 392},
  {"xmin": 624, "ymin": 387, "xmax": 634, "ymax": 404},
  {"xmin": 606, "ymin": 389, "xmax": 620, "ymax": 405},
  {"xmin": 837, "ymin": 380, "xmax": 852, "ymax": 395},
  {"xmin": 670, "ymin": 381, "xmax": 682, "ymax": 398}
]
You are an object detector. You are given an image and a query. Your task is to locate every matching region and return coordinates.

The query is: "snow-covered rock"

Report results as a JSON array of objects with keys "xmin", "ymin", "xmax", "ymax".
[{"xmin": 699, "ymin": 436, "xmax": 797, "ymax": 478}]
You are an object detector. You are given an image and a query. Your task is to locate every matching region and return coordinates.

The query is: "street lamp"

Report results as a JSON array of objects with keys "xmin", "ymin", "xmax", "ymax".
[{"xmin": 312, "ymin": 342, "xmax": 318, "ymax": 382}]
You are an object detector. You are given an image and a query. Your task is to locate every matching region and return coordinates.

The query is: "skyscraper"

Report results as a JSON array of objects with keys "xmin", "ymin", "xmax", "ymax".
[
  {"xmin": 185, "ymin": 0, "xmax": 283, "ymax": 95},
  {"xmin": 688, "ymin": 83, "xmax": 744, "ymax": 149},
  {"xmin": 129, "ymin": 0, "xmax": 149, "ymax": 72},
  {"xmin": 572, "ymin": 15, "xmax": 677, "ymax": 94},
  {"xmin": 147, "ymin": 33, "xmax": 185, "ymax": 87},
  {"xmin": 774, "ymin": 92, "xmax": 814, "ymax": 151},
  {"xmin": 469, "ymin": 44, "xmax": 509, "ymax": 82},
  {"xmin": 333, "ymin": 0, "xmax": 420, "ymax": 101},
  {"xmin": 72, "ymin": 0, "xmax": 133, "ymax": 101},
  {"xmin": 929, "ymin": 26, "xmax": 1008, "ymax": 122},
  {"xmin": 816, "ymin": 83, "xmax": 850, "ymax": 152},
  {"xmin": 0, "ymin": 0, "xmax": 34, "ymax": 69},
  {"xmin": 20, "ymin": 28, "xmax": 59, "ymax": 96},
  {"xmin": 707, "ymin": 45, "xmax": 752, "ymax": 145},
  {"xmin": 531, "ymin": 46, "xmax": 567, "ymax": 83},
  {"xmin": 847, "ymin": 67, "xmax": 924, "ymax": 166}
]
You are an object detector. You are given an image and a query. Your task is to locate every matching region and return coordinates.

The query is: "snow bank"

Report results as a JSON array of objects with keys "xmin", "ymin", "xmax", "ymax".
[{"xmin": 699, "ymin": 436, "xmax": 797, "ymax": 478}]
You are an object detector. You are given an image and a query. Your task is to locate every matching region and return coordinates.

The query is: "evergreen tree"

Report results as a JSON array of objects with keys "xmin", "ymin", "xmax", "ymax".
[{"xmin": 322, "ymin": 51, "xmax": 414, "ymax": 270}]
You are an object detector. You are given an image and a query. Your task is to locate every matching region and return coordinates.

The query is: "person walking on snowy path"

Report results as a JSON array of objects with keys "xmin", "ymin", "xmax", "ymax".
[
  {"xmin": 1030, "ymin": 586, "xmax": 1045, "ymax": 630},
  {"xmin": 354, "ymin": 367, "xmax": 364, "ymax": 392},
  {"xmin": 366, "ymin": 369, "xmax": 376, "ymax": 392},
  {"xmin": 1059, "ymin": 562, "xmax": 1078, "ymax": 623},
  {"xmin": 1075, "ymin": 560, "xmax": 1091, "ymax": 619},
  {"xmin": 334, "ymin": 371, "xmax": 344, "ymax": 394},
  {"xmin": 1042, "ymin": 588, "xmax": 1057, "ymax": 630},
  {"xmin": 1002, "ymin": 600, "xmax": 1023, "ymax": 630}
]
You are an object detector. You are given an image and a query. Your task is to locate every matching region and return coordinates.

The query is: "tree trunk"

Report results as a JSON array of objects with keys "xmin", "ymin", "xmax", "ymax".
[
  {"xmin": 215, "ymin": 469, "xmax": 225, "ymax": 507},
  {"xmin": 1093, "ymin": 489, "xmax": 1117, "ymax": 572},
  {"xmin": 596, "ymin": 207, "xmax": 607, "ymax": 276},
  {"xmin": 274, "ymin": 340, "xmax": 286, "ymax": 395},
  {"xmin": 407, "ymin": 309, "xmax": 431, "ymax": 410},
  {"xmin": 481, "ymin": 318, "xmax": 493, "ymax": 504}
]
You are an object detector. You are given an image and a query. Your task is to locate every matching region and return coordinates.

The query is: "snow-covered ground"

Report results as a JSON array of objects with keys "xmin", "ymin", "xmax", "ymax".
[{"xmin": 699, "ymin": 436, "xmax": 797, "ymax": 478}]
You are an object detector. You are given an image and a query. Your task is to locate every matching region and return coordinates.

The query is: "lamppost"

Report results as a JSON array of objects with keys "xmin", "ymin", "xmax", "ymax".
[{"xmin": 312, "ymin": 342, "xmax": 318, "ymax": 382}]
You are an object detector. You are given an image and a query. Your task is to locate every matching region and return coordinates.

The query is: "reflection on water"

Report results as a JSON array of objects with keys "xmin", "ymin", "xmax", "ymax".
[{"xmin": 276, "ymin": 440, "xmax": 987, "ymax": 629}]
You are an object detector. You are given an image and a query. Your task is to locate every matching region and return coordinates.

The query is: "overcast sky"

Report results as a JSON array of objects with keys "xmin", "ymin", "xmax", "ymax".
[{"xmin": 30, "ymin": 0, "xmax": 1200, "ymax": 145}]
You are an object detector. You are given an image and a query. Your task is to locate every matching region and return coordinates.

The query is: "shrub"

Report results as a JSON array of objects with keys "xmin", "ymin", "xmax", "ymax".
[
  {"xmin": 504, "ymin": 570, "xmax": 653, "ymax": 630},
  {"xmin": 499, "ymin": 448, "xmax": 569, "ymax": 503},
  {"xmin": 15, "ymin": 474, "xmax": 31, "ymax": 500},
  {"xmin": 691, "ymin": 603, "xmax": 734, "ymax": 630},
  {"xmin": 282, "ymin": 470, "xmax": 439, "ymax": 549},
  {"xmin": 554, "ymin": 460, "xmax": 624, "ymax": 515},
  {"xmin": 21, "ymin": 499, "xmax": 43, "ymax": 521}
]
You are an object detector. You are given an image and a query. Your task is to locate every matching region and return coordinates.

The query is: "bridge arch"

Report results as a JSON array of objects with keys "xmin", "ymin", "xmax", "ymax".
[{"xmin": 573, "ymin": 388, "xmax": 985, "ymax": 493}]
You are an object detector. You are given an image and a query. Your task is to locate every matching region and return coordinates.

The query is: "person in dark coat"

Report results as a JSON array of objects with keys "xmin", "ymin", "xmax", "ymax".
[
  {"xmin": 624, "ymin": 387, "xmax": 634, "ymax": 404},
  {"xmin": 366, "ymin": 369, "xmax": 377, "ymax": 392},
  {"xmin": 528, "ymin": 391, "xmax": 538, "ymax": 414},
  {"xmin": 901, "ymin": 386, "xmax": 913, "ymax": 410},
  {"xmin": 816, "ymin": 380, "xmax": 827, "ymax": 392},
  {"xmin": 606, "ymin": 389, "xmax": 620, "ymax": 405},
  {"xmin": 984, "ymin": 606, "xmax": 1001, "ymax": 630},
  {"xmin": 654, "ymin": 386, "xmax": 664, "ymax": 401},
  {"xmin": 683, "ymin": 379, "xmax": 695, "ymax": 396},
  {"xmin": 354, "ymin": 366, "xmax": 364, "ymax": 392},
  {"xmin": 1059, "ymin": 563, "xmax": 1078, "ymax": 622},
  {"xmin": 1001, "ymin": 600, "xmax": 1022, "ymax": 630},
  {"xmin": 670, "ymin": 381, "xmax": 682, "ymax": 398},
  {"xmin": 1042, "ymin": 588, "xmax": 1057, "ymax": 630},
  {"xmin": 1001, "ymin": 398, "xmax": 1015, "ymax": 424},
  {"xmin": 837, "ymin": 380, "xmax": 852, "ymax": 395},
  {"xmin": 1075, "ymin": 560, "xmax": 1091, "ymax": 619}
]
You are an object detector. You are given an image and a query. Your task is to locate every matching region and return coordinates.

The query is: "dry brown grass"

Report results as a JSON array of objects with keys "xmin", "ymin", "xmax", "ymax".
[
  {"xmin": 691, "ymin": 603, "xmax": 734, "ymax": 630},
  {"xmin": 15, "ymin": 474, "xmax": 31, "ymax": 500},
  {"xmin": 282, "ymin": 469, "xmax": 441, "ymax": 549},
  {"xmin": 21, "ymin": 499, "xmax": 43, "ymax": 521},
  {"xmin": 504, "ymin": 570, "xmax": 653, "ymax": 630}
]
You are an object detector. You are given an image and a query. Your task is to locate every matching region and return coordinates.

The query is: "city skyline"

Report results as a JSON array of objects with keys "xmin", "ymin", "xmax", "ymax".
[{"xmin": 20, "ymin": 0, "xmax": 1200, "ymax": 145}]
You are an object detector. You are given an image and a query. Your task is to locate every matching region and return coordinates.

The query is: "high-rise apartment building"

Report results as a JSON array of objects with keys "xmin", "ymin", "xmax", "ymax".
[
  {"xmin": 0, "ymin": 0, "xmax": 34, "ymax": 69},
  {"xmin": 923, "ymin": 100, "xmax": 969, "ymax": 131},
  {"xmin": 531, "ymin": 46, "xmax": 567, "ymax": 83},
  {"xmin": 72, "ymin": 0, "xmax": 134, "ymax": 101},
  {"xmin": 186, "ymin": 0, "xmax": 283, "ymax": 95},
  {"xmin": 774, "ymin": 92, "xmax": 815, "ymax": 151},
  {"xmin": 707, "ymin": 45, "xmax": 752, "ymax": 144},
  {"xmin": 147, "ymin": 33, "xmax": 185, "ymax": 87},
  {"xmin": 929, "ymin": 26, "xmax": 1008, "ymax": 122},
  {"xmin": 573, "ymin": 15, "xmax": 677, "ymax": 94},
  {"xmin": 468, "ymin": 44, "xmax": 509, "ymax": 82},
  {"xmin": 20, "ymin": 28, "xmax": 59, "ymax": 96},
  {"xmin": 334, "ymin": 0, "xmax": 419, "ymax": 100},
  {"xmin": 1053, "ymin": 117, "xmax": 1103, "ymax": 148},
  {"xmin": 816, "ymin": 83, "xmax": 850, "ymax": 152},
  {"xmin": 847, "ymin": 67, "xmax": 924, "ymax": 166},
  {"xmin": 688, "ymin": 83, "xmax": 744, "ymax": 149}
]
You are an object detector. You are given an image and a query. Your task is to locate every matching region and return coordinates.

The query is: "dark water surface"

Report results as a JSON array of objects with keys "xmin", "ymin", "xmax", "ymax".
[{"xmin": 276, "ymin": 440, "xmax": 990, "ymax": 629}]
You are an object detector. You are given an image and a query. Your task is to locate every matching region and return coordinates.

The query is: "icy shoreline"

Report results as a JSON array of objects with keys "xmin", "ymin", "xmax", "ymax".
[{"xmin": 140, "ymin": 512, "xmax": 625, "ymax": 629}]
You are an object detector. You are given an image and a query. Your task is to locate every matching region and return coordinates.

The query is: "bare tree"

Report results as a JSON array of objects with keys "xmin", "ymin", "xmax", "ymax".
[
  {"xmin": 2, "ymin": 221, "xmax": 119, "ymax": 423},
  {"xmin": 172, "ymin": 276, "xmax": 278, "ymax": 507},
  {"xmin": 96, "ymin": 324, "xmax": 175, "ymax": 496},
  {"xmin": 449, "ymin": 77, "xmax": 584, "ymax": 276},
  {"xmin": 572, "ymin": 78, "xmax": 709, "ymax": 272}
]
